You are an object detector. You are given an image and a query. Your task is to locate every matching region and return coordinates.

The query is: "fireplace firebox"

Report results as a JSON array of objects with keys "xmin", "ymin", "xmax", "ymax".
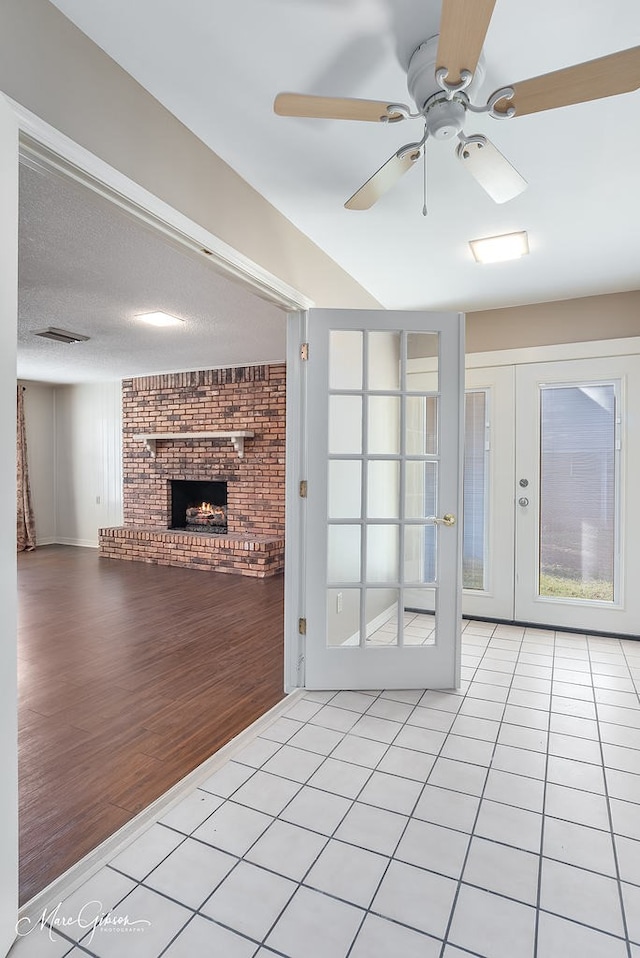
[{"xmin": 170, "ymin": 480, "xmax": 228, "ymax": 534}]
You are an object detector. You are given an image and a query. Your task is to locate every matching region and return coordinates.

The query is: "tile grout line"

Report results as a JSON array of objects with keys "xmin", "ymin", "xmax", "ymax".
[
  {"xmin": 437, "ymin": 621, "xmax": 530, "ymax": 958},
  {"xmin": 340, "ymin": 634, "xmax": 492, "ymax": 958},
  {"xmin": 531, "ymin": 625, "xmax": 558, "ymax": 958},
  {"xmin": 587, "ymin": 635, "xmax": 635, "ymax": 958}
]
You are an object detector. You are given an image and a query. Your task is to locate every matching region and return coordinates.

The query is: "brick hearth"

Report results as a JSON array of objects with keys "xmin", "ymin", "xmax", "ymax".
[{"xmin": 99, "ymin": 364, "xmax": 286, "ymax": 577}]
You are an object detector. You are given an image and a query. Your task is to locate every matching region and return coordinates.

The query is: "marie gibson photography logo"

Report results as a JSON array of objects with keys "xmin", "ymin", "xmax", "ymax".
[{"xmin": 16, "ymin": 900, "xmax": 152, "ymax": 944}]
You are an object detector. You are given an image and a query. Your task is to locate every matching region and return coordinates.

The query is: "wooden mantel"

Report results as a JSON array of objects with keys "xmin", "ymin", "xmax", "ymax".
[{"xmin": 133, "ymin": 430, "xmax": 255, "ymax": 459}]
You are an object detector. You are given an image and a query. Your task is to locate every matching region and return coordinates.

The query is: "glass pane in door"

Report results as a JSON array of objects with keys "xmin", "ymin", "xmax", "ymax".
[
  {"xmin": 539, "ymin": 384, "xmax": 616, "ymax": 601},
  {"xmin": 327, "ymin": 588, "xmax": 361, "ymax": 647},
  {"xmin": 368, "ymin": 331, "xmax": 401, "ymax": 390},
  {"xmin": 329, "ymin": 331, "xmax": 362, "ymax": 389}
]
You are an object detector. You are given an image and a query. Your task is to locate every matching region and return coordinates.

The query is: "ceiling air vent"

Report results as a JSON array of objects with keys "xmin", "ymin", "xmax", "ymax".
[{"xmin": 34, "ymin": 327, "xmax": 90, "ymax": 344}]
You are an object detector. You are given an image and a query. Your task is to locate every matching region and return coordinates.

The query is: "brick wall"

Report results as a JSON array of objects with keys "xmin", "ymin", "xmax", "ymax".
[{"xmin": 121, "ymin": 364, "xmax": 286, "ymax": 535}]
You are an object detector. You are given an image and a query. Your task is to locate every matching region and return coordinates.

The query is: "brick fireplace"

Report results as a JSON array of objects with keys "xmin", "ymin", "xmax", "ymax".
[{"xmin": 99, "ymin": 364, "xmax": 285, "ymax": 577}]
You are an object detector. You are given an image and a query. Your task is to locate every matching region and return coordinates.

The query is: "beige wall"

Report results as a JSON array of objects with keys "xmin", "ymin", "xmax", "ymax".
[
  {"xmin": 1, "ymin": 0, "xmax": 380, "ymax": 310},
  {"xmin": 467, "ymin": 290, "xmax": 640, "ymax": 353}
]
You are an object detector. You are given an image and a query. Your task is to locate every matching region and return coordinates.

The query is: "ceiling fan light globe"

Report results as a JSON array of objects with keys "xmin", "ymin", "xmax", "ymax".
[{"xmin": 457, "ymin": 137, "xmax": 527, "ymax": 203}]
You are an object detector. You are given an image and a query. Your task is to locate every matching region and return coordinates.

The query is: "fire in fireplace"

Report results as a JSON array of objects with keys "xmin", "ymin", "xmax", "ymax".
[{"xmin": 170, "ymin": 480, "xmax": 228, "ymax": 534}]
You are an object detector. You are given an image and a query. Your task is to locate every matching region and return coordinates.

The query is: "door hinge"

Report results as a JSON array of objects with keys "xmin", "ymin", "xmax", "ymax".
[
  {"xmin": 298, "ymin": 617, "xmax": 307, "ymax": 635},
  {"xmin": 299, "ymin": 479, "xmax": 308, "ymax": 498},
  {"xmin": 300, "ymin": 342, "xmax": 309, "ymax": 361}
]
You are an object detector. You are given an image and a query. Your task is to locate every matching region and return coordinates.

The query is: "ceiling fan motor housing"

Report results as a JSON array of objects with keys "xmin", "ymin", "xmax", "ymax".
[{"xmin": 407, "ymin": 36, "xmax": 485, "ymax": 140}]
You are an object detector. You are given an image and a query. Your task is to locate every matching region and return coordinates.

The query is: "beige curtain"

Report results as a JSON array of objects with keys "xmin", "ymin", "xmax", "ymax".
[{"xmin": 17, "ymin": 385, "xmax": 36, "ymax": 552}]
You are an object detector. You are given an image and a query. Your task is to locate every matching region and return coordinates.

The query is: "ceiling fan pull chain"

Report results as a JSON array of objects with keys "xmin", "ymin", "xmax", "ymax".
[{"xmin": 422, "ymin": 139, "xmax": 428, "ymax": 217}]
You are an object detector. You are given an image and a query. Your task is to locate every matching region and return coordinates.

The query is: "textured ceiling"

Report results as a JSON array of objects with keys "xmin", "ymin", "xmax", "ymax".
[
  {"xmin": 47, "ymin": 0, "xmax": 640, "ymax": 312},
  {"xmin": 18, "ymin": 161, "xmax": 286, "ymax": 383}
]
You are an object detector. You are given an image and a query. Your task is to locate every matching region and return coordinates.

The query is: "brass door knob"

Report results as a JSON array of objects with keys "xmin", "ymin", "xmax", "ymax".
[{"xmin": 428, "ymin": 514, "xmax": 456, "ymax": 526}]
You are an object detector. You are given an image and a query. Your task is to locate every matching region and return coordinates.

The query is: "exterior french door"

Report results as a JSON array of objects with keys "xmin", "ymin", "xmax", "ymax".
[
  {"xmin": 514, "ymin": 356, "xmax": 639, "ymax": 634},
  {"xmin": 461, "ymin": 354, "xmax": 640, "ymax": 636},
  {"xmin": 286, "ymin": 308, "xmax": 465, "ymax": 691}
]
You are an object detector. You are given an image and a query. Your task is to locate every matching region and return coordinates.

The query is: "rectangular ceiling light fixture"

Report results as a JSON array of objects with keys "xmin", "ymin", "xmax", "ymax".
[
  {"xmin": 35, "ymin": 327, "xmax": 90, "ymax": 344},
  {"xmin": 136, "ymin": 311, "xmax": 184, "ymax": 327},
  {"xmin": 469, "ymin": 230, "xmax": 529, "ymax": 264}
]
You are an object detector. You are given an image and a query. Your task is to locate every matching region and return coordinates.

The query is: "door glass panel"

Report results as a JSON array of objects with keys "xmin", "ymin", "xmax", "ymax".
[
  {"xmin": 403, "ymin": 609, "xmax": 436, "ymax": 646},
  {"xmin": 329, "ymin": 395, "xmax": 362, "ymax": 453},
  {"xmin": 365, "ymin": 589, "xmax": 399, "ymax": 646},
  {"xmin": 404, "ymin": 525, "xmax": 436, "ymax": 584},
  {"xmin": 405, "ymin": 461, "xmax": 437, "ymax": 519},
  {"xmin": 327, "ymin": 588, "xmax": 361, "ymax": 646},
  {"xmin": 368, "ymin": 331, "xmax": 401, "ymax": 390},
  {"xmin": 328, "ymin": 460, "xmax": 362, "ymax": 519},
  {"xmin": 463, "ymin": 391, "xmax": 488, "ymax": 591},
  {"xmin": 329, "ymin": 330, "xmax": 363, "ymax": 390},
  {"xmin": 367, "ymin": 396, "xmax": 400, "ymax": 454},
  {"xmin": 366, "ymin": 524, "xmax": 399, "ymax": 582},
  {"xmin": 406, "ymin": 395, "xmax": 437, "ymax": 455},
  {"xmin": 328, "ymin": 524, "xmax": 361, "ymax": 581},
  {"xmin": 539, "ymin": 384, "xmax": 616, "ymax": 601},
  {"xmin": 407, "ymin": 332, "xmax": 439, "ymax": 381},
  {"xmin": 368, "ymin": 461, "xmax": 400, "ymax": 519}
]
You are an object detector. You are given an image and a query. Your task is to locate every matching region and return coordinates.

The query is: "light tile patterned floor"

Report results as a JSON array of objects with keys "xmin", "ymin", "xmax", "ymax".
[{"xmin": 10, "ymin": 621, "xmax": 640, "ymax": 958}]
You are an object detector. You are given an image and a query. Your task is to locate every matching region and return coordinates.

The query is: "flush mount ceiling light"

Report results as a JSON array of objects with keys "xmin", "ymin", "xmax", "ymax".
[
  {"xmin": 469, "ymin": 230, "xmax": 529, "ymax": 264},
  {"xmin": 136, "ymin": 311, "xmax": 184, "ymax": 327}
]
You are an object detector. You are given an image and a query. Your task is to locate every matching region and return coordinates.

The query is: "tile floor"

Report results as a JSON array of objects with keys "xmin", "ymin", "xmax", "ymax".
[{"xmin": 10, "ymin": 620, "xmax": 640, "ymax": 958}]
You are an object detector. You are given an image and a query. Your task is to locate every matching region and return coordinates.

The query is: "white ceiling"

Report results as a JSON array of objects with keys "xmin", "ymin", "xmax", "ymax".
[
  {"xmin": 18, "ymin": 160, "xmax": 286, "ymax": 383},
  {"xmin": 46, "ymin": 0, "xmax": 640, "ymax": 314}
]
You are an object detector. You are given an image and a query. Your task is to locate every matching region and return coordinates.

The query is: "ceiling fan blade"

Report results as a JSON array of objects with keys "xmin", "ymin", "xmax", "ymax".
[
  {"xmin": 457, "ymin": 136, "xmax": 527, "ymax": 204},
  {"xmin": 493, "ymin": 46, "xmax": 640, "ymax": 117},
  {"xmin": 274, "ymin": 93, "xmax": 406, "ymax": 122},
  {"xmin": 345, "ymin": 149, "xmax": 421, "ymax": 210},
  {"xmin": 436, "ymin": 0, "xmax": 497, "ymax": 85}
]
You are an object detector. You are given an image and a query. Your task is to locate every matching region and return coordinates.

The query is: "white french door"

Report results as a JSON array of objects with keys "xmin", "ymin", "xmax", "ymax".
[
  {"xmin": 287, "ymin": 307, "xmax": 465, "ymax": 691},
  {"xmin": 462, "ymin": 365, "xmax": 515, "ymax": 621},
  {"xmin": 462, "ymin": 353, "xmax": 640, "ymax": 636},
  {"xmin": 514, "ymin": 356, "xmax": 640, "ymax": 634}
]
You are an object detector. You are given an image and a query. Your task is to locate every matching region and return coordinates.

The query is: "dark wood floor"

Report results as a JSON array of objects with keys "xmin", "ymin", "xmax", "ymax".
[{"xmin": 17, "ymin": 545, "xmax": 285, "ymax": 905}]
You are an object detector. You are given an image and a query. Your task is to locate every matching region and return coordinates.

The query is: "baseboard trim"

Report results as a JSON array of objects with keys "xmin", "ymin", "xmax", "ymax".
[
  {"xmin": 53, "ymin": 538, "xmax": 98, "ymax": 549},
  {"xmin": 18, "ymin": 688, "xmax": 303, "ymax": 922}
]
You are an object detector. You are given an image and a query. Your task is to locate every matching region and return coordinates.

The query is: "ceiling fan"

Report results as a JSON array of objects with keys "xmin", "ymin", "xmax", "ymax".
[{"xmin": 273, "ymin": 0, "xmax": 640, "ymax": 211}]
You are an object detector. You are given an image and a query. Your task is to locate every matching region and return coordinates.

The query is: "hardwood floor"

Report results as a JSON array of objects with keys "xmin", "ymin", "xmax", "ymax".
[{"xmin": 17, "ymin": 545, "xmax": 285, "ymax": 905}]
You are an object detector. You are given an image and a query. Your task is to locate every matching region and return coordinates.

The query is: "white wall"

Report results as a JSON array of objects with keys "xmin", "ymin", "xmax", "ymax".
[
  {"xmin": 54, "ymin": 382, "xmax": 123, "ymax": 547},
  {"xmin": 22, "ymin": 381, "xmax": 123, "ymax": 549}
]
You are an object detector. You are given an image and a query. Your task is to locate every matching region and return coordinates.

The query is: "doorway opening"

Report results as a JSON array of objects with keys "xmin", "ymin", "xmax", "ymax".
[{"xmin": 16, "ymin": 139, "xmax": 298, "ymax": 906}]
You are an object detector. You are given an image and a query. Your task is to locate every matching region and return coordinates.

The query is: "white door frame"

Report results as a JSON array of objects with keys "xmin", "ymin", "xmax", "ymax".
[
  {"xmin": 2, "ymin": 92, "xmax": 310, "ymax": 944},
  {"xmin": 0, "ymin": 93, "xmax": 19, "ymax": 958}
]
